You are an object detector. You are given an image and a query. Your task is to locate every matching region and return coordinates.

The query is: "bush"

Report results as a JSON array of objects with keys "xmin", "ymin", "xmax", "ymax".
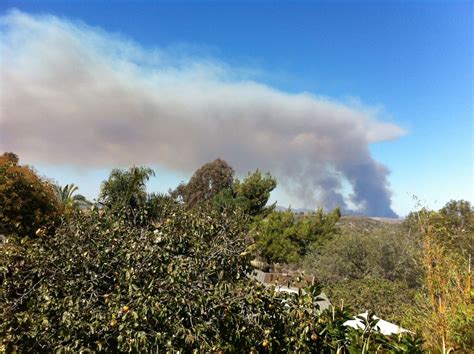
[
  {"xmin": 405, "ymin": 208, "xmax": 473, "ymax": 352},
  {"xmin": 405, "ymin": 200, "xmax": 474, "ymax": 257},
  {"xmin": 304, "ymin": 222, "xmax": 420, "ymax": 287},
  {"xmin": 252, "ymin": 208, "xmax": 340, "ymax": 264},
  {"xmin": 0, "ymin": 153, "xmax": 62, "ymax": 237},
  {"xmin": 0, "ymin": 207, "xmax": 421, "ymax": 352},
  {"xmin": 325, "ymin": 278, "xmax": 416, "ymax": 323}
]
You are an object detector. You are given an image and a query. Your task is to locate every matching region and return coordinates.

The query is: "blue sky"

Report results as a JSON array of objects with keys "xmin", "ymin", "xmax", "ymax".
[{"xmin": 1, "ymin": 1, "xmax": 472, "ymax": 216}]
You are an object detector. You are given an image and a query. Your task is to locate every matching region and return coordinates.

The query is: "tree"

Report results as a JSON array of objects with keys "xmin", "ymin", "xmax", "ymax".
[
  {"xmin": 253, "ymin": 208, "xmax": 340, "ymax": 264},
  {"xmin": 171, "ymin": 159, "xmax": 234, "ymax": 208},
  {"xmin": 99, "ymin": 166, "xmax": 155, "ymax": 210},
  {"xmin": 54, "ymin": 184, "xmax": 92, "ymax": 209},
  {"xmin": 232, "ymin": 170, "xmax": 277, "ymax": 217},
  {"xmin": 405, "ymin": 209, "xmax": 473, "ymax": 352},
  {"xmin": 0, "ymin": 152, "xmax": 62, "ymax": 237},
  {"xmin": 325, "ymin": 278, "xmax": 416, "ymax": 323},
  {"xmin": 304, "ymin": 221, "xmax": 420, "ymax": 287},
  {"xmin": 404, "ymin": 200, "xmax": 474, "ymax": 257},
  {"xmin": 440, "ymin": 200, "xmax": 473, "ymax": 228},
  {"xmin": 0, "ymin": 204, "xmax": 422, "ymax": 352},
  {"xmin": 145, "ymin": 192, "xmax": 181, "ymax": 223}
]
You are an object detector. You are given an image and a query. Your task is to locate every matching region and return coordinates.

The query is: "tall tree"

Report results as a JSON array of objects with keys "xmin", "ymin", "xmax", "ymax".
[
  {"xmin": 233, "ymin": 170, "xmax": 277, "ymax": 216},
  {"xmin": 171, "ymin": 158, "xmax": 234, "ymax": 208},
  {"xmin": 54, "ymin": 184, "xmax": 92, "ymax": 209},
  {"xmin": 99, "ymin": 166, "xmax": 155, "ymax": 209}
]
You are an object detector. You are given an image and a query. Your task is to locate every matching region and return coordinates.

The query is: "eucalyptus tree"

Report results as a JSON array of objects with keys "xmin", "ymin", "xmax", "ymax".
[{"xmin": 171, "ymin": 159, "xmax": 234, "ymax": 209}]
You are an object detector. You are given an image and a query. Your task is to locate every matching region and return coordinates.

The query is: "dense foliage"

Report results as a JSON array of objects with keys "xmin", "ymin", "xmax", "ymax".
[
  {"xmin": 231, "ymin": 170, "xmax": 277, "ymax": 217},
  {"xmin": 252, "ymin": 208, "xmax": 340, "ymax": 264},
  {"xmin": 0, "ymin": 206, "xmax": 421, "ymax": 352},
  {"xmin": 54, "ymin": 183, "xmax": 92, "ymax": 210},
  {"xmin": 326, "ymin": 278, "xmax": 416, "ymax": 323},
  {"xmin": 99, "ymin": 166, "xmax": 155, "ymax": 210},
  {"xmin": 2, "ymin": 154, "xmax": 469, "ymax": 352},
  {"xmin": 171, "ymin": 159, "xmax": 234, "ymax": 209},
  {"xmin": 405, "ymin": 199, "xmax": 474, "ymax": 257},
  {"xmin": 304, "ymin": 220, "xmax": 420, "ymax": 287},
  {"xmin": 0, "ymin": 153, "xmax": 62, "ymax": 237},
  {"xmin": 301, "ymin": 206, "xmax": 473, "ymax": 352},
  {"xmin": 404, "ymin": 207, "xmax": 473, "ymax": 352}
]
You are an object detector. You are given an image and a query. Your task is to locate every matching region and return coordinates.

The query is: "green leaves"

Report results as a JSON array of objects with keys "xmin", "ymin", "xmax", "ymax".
[
  {"xmin": 99, "ymin": 166, "xmax": 155, "ymax": 211},
  {"xmin": 252, "ymin": 208, "xmax": 340, "ymax": 264},
  {"xmin": 232, "ymin": 170, "xmax": 277, "ymax": 217},
  {"xmin": 1, "ymin": 202, "xmax": 421, "ymax": 352},
  {"xmin": 170, "ymin": 159, "xmax": 234, "ymax": 209},
  {"xmin": 0, "ymin": 153, "xmax": 62, "ymax": 237},
  {"xmin": 54, "ymin": 183, "xmax": 92, "ymax": 210}
]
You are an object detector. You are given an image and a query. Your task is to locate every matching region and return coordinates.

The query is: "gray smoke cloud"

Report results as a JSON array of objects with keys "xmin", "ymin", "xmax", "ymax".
[{"xmin": 0, "ymin": 10, "xmax": 405, "ymax": 217}]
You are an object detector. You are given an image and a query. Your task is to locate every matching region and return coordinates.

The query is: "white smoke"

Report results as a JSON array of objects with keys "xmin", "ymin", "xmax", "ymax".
[{"xmin": 0, "ymin": 10, "xmax": 405, "ymax": 216}]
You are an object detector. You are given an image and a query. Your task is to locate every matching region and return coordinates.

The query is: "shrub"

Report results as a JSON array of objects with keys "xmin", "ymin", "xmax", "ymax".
[
  {"xmin": 0, "ymin": 207, "xmax": 421, "ymax": 352},
  {"xmin": 405, "ymin": 209, "xmax": 473, "ymax": 352},
  {"xmin": 0, "ymin": 153, "xmax": 62, "ymax": 237},
  {"xmin": 304, "ymin": 222, "xmax": 420, "ymax": 287},
  {"xmin": 252, "ymin": 208, "xmax": 340, "ymax": 264},
  {"xmin": 325, "ymin": 278, "xmax": 416, "ymax": 323}
]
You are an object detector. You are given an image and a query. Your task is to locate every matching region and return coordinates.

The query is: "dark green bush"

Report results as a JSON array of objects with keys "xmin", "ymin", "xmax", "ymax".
[
  {"xmin": 252, "ymin": 208, "xmax": 340, "ymax": 264},
  {"xmin": 0, "ymin": 207, "xmax": 421, "ymax": 352},
  {"xmin": 325, "ymin": 278, "xmax": 416, "ymax": 323}
]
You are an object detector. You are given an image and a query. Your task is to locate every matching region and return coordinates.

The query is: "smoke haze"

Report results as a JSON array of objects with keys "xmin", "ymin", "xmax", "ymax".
[{"xmin": 0, "ymin": 11, "xmax": 405, "ymax": 217}]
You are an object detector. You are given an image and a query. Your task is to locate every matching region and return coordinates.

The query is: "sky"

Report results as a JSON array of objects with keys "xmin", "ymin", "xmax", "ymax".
[{"xmin": 0, "ymin": 1, "xmax": 472, "ymax": 217}]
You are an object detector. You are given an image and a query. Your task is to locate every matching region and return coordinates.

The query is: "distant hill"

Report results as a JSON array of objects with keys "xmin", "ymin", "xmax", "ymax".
[
  {"xmin": 274, "ymin": 206, "xmax": 404, "ymax": 223},
  {"xmin": 274, "ymin": 206, "xmax": 313, "ymax": 213},
  {"xmin": 336, "ymin": 216, "xmax": 403, "ymax": 235}
]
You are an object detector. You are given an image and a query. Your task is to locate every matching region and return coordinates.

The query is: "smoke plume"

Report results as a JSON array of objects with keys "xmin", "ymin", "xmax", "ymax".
[{"xmin": 0, "ymin": 11, "xmax": 405, "ymax": 217}]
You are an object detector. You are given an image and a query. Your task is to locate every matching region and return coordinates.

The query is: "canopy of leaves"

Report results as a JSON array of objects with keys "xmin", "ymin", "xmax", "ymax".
[
  {"xmin": 213, "ymin": 170, "xmax": 277, "ymax": 219},
  {"xmin": 404, "ymin": 205, "xmax": 473, "ymax": 352},
  {"xmin": 144, "ymin": 192, "xmax": 182, "ymax": 226},
  {"xmin": 54, "ymin": 183, "xmax": 92, "ymax": 210},
  {"xmin": 232, "ymin": 170, "xmax": 277, "ymax": 217},
  {"xmin": 0, "ymin": 206, "xmax": 421, "ymax": 352},
  {"xmin": 405, "ymin": 200, "xmax": 474, "ymax": 257},
  {"xmin": 304, "ymin": 220, "xmax": 420, "ymax": 287},
  {"xmin": 171, "ymin": 159, "xmax": 234, "ymax": 209},
  {"xmin": 0, "ymin": 152, "xmax": 62, "ymax": 237},
  {"xmin": 99, "ymin": 166, "xmax": 155, "ymax": 210},
  {"xmin": 325, "ymin": 278, "xmax": 417, "ymax": 323},
  {"xmin": 253, "ymin": 208, "xmax": 340, "ymax": 264}
]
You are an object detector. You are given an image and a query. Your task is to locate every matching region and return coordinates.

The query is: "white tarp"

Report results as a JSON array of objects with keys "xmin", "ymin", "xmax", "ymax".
[{"xmin": 343, "ymin": 312, "xmax": 411, "ymax": 336}]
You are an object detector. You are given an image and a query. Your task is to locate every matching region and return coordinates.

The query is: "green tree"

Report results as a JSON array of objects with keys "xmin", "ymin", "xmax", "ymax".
[
  {"xmin": 145, "ymin": 192, "xmax": 181, "ymax": 223},
  {"xmin": 405, "ymin": 206, "xmax": 473, "ymax": 352},
  {"xmin": 54, "ymin": 183, "xmax": 92, "ymax": 209},
  {"xmin": 0, "ymin": 203, "xmax": 422, "ymax": 352},
  {"xmin": 212, "ymin": 170, "xmax": 277, "ymax": 218},
  {"xmin": 440, "ymin": 199, "xmax": 473, "ymax": 228},
  {"xmin": 99, "ymin": 166, "xmax": 155, "ymax": 210},
  {"xmin": 326, "ymin": 278, "xmax": 416, "ymax": 323},
  {"xmin": 304, "ymin": 221, "xmax": 420, "ymax": 287},
  {"xmin": 253, "ymin": 208, "xmax": 340, "ymax": 264},
  {"xmin": 171, "ymin": 159, "xmax": 234, "ymax": 208},
  {"xmin": 0, "ymin": 152, "xmax": 62, "ymax": 237},
  {"xmin": 233, "ymin": 170, "xmax": 277, "ymax": 217},
  {"xmin": 404, "ymin": 200, "xmax": 474, "ymax": 257}
]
